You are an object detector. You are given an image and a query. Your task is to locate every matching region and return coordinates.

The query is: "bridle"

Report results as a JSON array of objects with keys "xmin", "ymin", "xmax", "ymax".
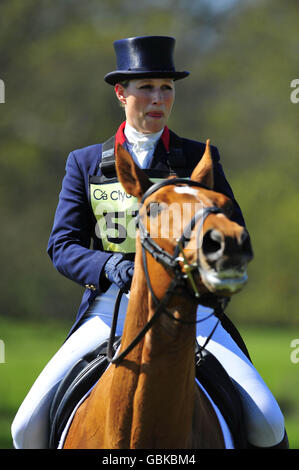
[{"xmin": 107, "ymin": 178, "xmax": 229, "ymax": 365}]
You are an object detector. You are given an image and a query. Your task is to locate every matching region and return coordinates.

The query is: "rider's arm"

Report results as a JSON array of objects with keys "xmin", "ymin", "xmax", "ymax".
[{"xmin": 47, "ymin": 150, "xmax": 112, "ymax": 292}]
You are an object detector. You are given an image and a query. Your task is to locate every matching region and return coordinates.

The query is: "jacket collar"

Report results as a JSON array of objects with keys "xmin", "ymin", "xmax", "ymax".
[{"xmin": 115, "ymin": 121, "xmax": 170, "ymax": 153}]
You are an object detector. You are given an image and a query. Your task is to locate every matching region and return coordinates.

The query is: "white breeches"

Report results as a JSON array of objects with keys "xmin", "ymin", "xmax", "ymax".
[{"xmin": 11, "ymin": 285, "xmax": 285, "ymax": 449}]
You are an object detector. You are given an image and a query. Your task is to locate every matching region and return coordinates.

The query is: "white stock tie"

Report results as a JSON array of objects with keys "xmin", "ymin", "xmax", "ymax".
[{"xmin": 124, "ymin": 122, "xmax": 163, "ymax": 169}]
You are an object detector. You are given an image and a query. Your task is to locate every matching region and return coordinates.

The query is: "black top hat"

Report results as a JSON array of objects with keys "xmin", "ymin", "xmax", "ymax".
[{"xmin": 104, "ymin": 36, "xmax": 189, "ymax": 85}]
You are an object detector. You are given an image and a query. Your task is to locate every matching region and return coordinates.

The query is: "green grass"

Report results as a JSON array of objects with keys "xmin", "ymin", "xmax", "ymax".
[
  {"xmin": 0, "ymin": 318, "xmax": 298, "ymax": 449},
  {"xmin": 240, "ymin": 326, "xmax": 299, "ymax": 449},
  {"xmin": 0, "ymin": 317, "xmax": 68, "ymax": 449}
]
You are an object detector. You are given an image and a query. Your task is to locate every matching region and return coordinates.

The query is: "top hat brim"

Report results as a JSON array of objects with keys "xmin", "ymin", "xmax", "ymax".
[{"xmin": 104, "ymin": 70, "xmax": 190, "ymax": 85}]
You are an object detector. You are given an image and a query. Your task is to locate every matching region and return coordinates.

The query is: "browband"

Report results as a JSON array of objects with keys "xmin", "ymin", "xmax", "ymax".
[{"xmin": 140, "ymin": 178, "xmax": 210, "ymax": 204}]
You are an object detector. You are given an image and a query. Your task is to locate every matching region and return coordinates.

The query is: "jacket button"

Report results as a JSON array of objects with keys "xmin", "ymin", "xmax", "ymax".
[{"xmin": 85, "ymin": 283, "xmax": 96, "ymax": 291}]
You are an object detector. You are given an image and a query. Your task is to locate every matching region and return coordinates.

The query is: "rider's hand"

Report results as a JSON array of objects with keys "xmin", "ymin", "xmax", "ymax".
[{"xmin": 104, "ymin": 253, "xmax": 134, "ymax": 293}]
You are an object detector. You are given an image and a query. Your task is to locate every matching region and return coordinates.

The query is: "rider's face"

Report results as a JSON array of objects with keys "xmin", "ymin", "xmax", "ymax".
[{"xmin": 115, "ymin": 78, "xmax": 175, "ymax": 134}]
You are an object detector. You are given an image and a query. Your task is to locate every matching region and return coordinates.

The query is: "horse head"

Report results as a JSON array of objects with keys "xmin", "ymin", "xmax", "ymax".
[{"xmin": 115, "ymin": 141, "xmax": 253, "ymax": 304}]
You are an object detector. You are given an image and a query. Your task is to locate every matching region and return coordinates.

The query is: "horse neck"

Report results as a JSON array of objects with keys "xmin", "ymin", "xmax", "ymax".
[
  {"xmin": 120, "ymin": 239, "xmax": 197, "ymax": 364},
  {"xmin": 116, "ymin": 240, "xmax": 198, "ymax": 448},
  {"xmin": 117, "ymin": 243, "xmax": 150, "ymax": 362}
]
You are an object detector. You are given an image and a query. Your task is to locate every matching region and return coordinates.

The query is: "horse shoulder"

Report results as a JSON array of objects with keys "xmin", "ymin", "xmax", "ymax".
[{"xmin": 64, "ymin": 365, "xmax": 114, "ymax": 449}]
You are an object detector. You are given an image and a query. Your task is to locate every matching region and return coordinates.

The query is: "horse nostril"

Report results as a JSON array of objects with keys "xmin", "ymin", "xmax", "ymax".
[{"xmin": 202, "ymin": 229, "xmax": 223, "ymax": 257}]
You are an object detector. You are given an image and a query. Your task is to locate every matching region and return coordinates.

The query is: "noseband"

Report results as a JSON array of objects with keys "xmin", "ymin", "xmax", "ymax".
[{"xmin": 107, "ymin": 178, "xmax": 228, "ymax": 364}]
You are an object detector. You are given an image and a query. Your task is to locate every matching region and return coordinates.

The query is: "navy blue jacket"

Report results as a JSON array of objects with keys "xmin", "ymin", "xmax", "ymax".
[{"xmin": 47, "ymin": 124, "xmax": 245, "ymax": 337}]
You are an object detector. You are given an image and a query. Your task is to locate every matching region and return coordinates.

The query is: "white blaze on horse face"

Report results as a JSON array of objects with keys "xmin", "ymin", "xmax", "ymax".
[{"xmin": 174, "ymin": 186, "xmax": 199, "ymax": 197}]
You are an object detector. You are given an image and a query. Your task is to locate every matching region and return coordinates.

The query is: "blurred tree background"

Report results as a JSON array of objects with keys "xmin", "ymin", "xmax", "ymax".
[
  {"xmin": 0, "ymin": 0, "xmax": 298, "ymax": 449},
  {"xmin": 0, "ymin": 0, "xmax": 298, "ymax": 326}
]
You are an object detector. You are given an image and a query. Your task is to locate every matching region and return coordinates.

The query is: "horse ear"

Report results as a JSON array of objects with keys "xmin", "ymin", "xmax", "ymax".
[
  {"xmin": 115, "ymin": 144, "xmax": 152, "ymax": 199},
  {"xmin": 190, "ymin": 139, "xmax": 214, "ymax": 189}
]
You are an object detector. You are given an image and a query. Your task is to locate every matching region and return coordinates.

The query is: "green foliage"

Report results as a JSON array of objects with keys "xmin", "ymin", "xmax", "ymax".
[
  {"xmin": 0, "ymin": 0, "xmax": 298, "ymax": 326},
  {"xmin": 228, "ymin": 162, "xmax": 299, "ymax": 325},
  {"xmin": 0, "ymin": 318, "xmax": 68, "ymax": 449},
  {"xmin": 241, "ymin": 325, "xmax": 299, "ymax": 449}
]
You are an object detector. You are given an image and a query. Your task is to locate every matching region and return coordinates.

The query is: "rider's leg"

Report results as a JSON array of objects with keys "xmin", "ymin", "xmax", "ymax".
[
  {"xmin": 12, "ymin": 285, "xmax": 128, "ymax": 449},
  {"xmin": 11, "ymin": 316, "xmax": 110, "ymax": 449},
  {"xmin": 196, "ymin": 306, "xmax": 286, "ymax": 448}
]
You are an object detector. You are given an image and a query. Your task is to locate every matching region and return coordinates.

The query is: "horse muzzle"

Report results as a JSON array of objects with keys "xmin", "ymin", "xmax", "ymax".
[{"xmin": 198, "ymin": 227, "xmax": 253, "ymax": 296}]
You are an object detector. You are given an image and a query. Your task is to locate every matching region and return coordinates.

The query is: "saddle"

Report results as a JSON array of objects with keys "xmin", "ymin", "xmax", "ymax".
[
  {"xmin": 49, "ymin": 336, "xmax": 121, "ymax": 449},
  {"xmin": 49, "ymin": 337, "xmax": 247, "ymax": 449}
]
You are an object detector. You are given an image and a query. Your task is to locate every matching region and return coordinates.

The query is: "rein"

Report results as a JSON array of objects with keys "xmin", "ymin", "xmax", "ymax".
[{"xmin": 107, "ymin": 178, "xmax": 228, "ymax": 365}]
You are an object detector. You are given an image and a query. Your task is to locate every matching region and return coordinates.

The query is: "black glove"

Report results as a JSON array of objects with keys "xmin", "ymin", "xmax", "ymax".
[{"xmin": 104, "ymin": 253, "xmax": 134, "ymax": 293}]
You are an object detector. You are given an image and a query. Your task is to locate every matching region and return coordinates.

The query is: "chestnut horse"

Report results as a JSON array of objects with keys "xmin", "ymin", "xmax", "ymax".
[{"xmin": 63, "ymin": 140, "xmax": 253, "ymax": 449}]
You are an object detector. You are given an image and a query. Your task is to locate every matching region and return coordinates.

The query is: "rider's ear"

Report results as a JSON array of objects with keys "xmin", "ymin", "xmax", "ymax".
[
  {"xmin": 115, "ymin": 144, "xmax": 152, "ymax": 200},
  {"xmin": 190, "ymin": 139, "xmax": 214, "ymax": 189}
]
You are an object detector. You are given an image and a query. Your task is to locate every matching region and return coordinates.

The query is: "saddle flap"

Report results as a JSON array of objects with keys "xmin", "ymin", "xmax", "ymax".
[
  {"xmin": 49, "ymin": 337, "xmax": 121, "ymax": 449},
  {"xmin": 195, "ymin": 347, "xmax": 247, "ymax": 449}
]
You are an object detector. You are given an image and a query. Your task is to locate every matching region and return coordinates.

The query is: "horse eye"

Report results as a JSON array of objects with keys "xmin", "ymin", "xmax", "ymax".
[{"xmin": 146, "ymin": 202, "xmax": 163, "ymax": 217}]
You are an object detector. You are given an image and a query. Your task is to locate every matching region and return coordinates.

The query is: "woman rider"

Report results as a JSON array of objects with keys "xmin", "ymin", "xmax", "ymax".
[{"xmin": 12, "ymin": 36, "xmax": 287, "ymax": 449}]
